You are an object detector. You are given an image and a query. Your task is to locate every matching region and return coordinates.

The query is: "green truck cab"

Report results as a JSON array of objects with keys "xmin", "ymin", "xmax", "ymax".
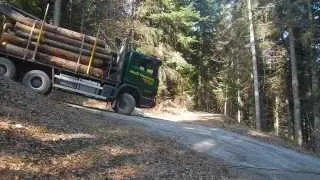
[
  {"xmin": 109, "ymin": 50, "xmax": 161, "ymax": 113},
  {"xmin": 122, "ymin": 51, "xmax": 161, "ymax": 108}
]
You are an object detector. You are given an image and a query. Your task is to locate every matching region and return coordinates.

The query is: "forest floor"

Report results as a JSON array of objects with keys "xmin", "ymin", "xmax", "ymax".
[{"xmin": 0, "ymin": 78, "xmax": 232, "ymax": 179}]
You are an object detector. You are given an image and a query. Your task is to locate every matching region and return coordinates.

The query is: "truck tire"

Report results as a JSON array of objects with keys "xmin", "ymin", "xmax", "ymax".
[
  {"xmin": 23, "ymin": 70, "xmax": 51, "ymax": 94},
  {"xmin": 115, "ymin": 93, "xmax": 136, "ymax": 115},
  {"xmin": 0, "ymin": 58, "xmax": 16, "ymax": 79}
]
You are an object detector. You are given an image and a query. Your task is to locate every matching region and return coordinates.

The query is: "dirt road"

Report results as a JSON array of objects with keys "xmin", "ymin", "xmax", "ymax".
[{"xmin": 72, "ymin": 105, "xmax": 320, "ymax": 180}]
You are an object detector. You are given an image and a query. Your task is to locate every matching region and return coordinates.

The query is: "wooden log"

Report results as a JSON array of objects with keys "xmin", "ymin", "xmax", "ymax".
[
  {"xmin": 15, "ymin": 30, "xmax": 114, "ymax": 61},
  {"xmin": 15, "ymin": 22, "xmax": 117, "ymax": 56},
  {"xmin": 2, "ymin": 43, "xmax": 104, "ymax": 78},
  {"xmin": 6, "ymin": 12, "xmax": 106, "ymax": 47},
  {"xmin": 1, "ymin": 33, "xmax": 104, "ymax": 68}
]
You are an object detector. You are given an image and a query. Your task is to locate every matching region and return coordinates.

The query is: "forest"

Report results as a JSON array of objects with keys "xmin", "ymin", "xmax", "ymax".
[{"xmin": 5, "ymin": 0, "xmax": 320, "ymax": 151}]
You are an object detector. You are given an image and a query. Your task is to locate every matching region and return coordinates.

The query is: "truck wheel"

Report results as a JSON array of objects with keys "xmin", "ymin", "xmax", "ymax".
[
  {"xmin": 23, "ymin": 70, "xmax": 51, "ymax": 94},
  {"xmin": 0, "ymin": 58, "xmax": 16, "ymax": 79},
  {"xmin": 115, "ymin": 93, "xmax": 136, "ymax": 115}
]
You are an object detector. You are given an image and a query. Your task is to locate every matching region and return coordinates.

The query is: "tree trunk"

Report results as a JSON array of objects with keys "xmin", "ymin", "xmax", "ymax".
[
  {"xmin": 274, "ymin": 96, "xmax": 280, "ymax": 136},
  {"xmin": 286, "ymin": 98, "xmax": 294, "ymax": 140},
  {"xmin": 288, "ymin": 27, "xmax": 302, "ymax": 146},
  {"xmin": 197, "ymin": 67, "xmax": 202, "ymax": 110},
  {"xmin": 237, "ymin": 56, "xmax": 242, "ymax": 123},
  {"xmin": 237, "ymin": 89, "xmax": 242, "ymax": 123},
  {"xmin": 286, "ymin": 57, "xmax": 294, "ymax": 140},
  {"xmin": 312, "ymin": 64, "xmax": 320, "ymax": 150},
  {"xmin": 224, "ymin": 85, "xmax": 228, "ymax": 116},
  {"xmin": 54, "ymin": 0, "xmax": 62, "ymax": 26},
  {"xmin": 205, "ymin": 68, "xmax": 210, "ymax": 112},
  {"xmin": 2, "ymin": 43, "xmax": 104, "ymax": 78},
  {"xmin": 247, "ymin": 0, "xmax": 262, "ymax": 130},
  {"xmin": 308, "ymin": 0, "xmax": 320, "ymax": 151},
  {"xmin": 80, "ymin": 0, "xmax": 85, "ymax": 33},
  {"xmin": 1, "ymin": 33, "xmax": 105, "ymax": 68}
]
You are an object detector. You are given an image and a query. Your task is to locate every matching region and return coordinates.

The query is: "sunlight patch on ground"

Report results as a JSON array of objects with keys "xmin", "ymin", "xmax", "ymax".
[
  {"xmin": 108, "ymin": 165, "xmax": 142, "ymax": 179},
  {"xmin": 31, "ymin": 133, "xmax": 96, "ymax": 142},
  {"xmin": 0, "ymin": 153, "xmax": 27, "ymax": 170},
  {"xmin": 184, "ymin": 126, "xmax": 212, "ymax": 136},
  {"xmin": 99, "ymin": 145, "xmax": 141, "ymax": 156},
  {"xmin": 145, "ymin": 111, "xmax": 227, "ymax": 123},
  {"xmin": 48, "ymin": 148, "xmax": 111, "ymax": 173},
  {"xmin": 0, "ymin": 120, "xmax": 96, "ymax": 142},
  {"xmin": 192, "ymin": 140, "xmax": 216, "ymax": 153},
  {"xmin": 0, "ymin": 143, "xmax": 140, "ymax": 177},
  {"xmin": 248, "ymin": 130, "xmax": 272, "ymax": 138}
]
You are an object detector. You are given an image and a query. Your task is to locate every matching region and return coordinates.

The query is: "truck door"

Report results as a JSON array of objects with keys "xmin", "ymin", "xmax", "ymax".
[{"xmin": 127, "ymin": 55, "xmax": 157, "ymax": 98}]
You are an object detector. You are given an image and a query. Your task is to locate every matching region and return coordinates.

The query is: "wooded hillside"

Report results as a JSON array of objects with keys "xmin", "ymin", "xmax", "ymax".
[{"xmin": 6, "ymin": 0, "xmax": 320, "ymax": 151}]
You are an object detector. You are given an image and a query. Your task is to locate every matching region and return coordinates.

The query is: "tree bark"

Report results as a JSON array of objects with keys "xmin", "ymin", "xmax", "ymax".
[
  {"xmin": 80, "ymin": 0, "xmax": 85, "ymax": 33},
  {"xmin": 237, "ymin": 56, "xmax": 243, "ymax": 124},
  {"xmin": 15, "ymin": 23, "xmax": 116, "ymax": 55},
  {"xmin": 197, "ymin": 67, "xmax": 202, "ymax": 109},
  {"xmin": 2, "ymin": 43, "xmax": 104, "ymax": 78},
  {"xmin": 308, "ymin": 0, "xmax": 320, "ymax": 151},
  {"xmin": 286, "ymin": 98, "xmax": 294, "ymax": 140},
  {"xmin": 312, "ymin": 63, "xmax": 320, "ymax": 150},
  {"xmin": 274, "ymin": 96, "xmax": 280, "ymax": 136},
  {"xmin": 54, "ymin": 0, "xmax": 62, "ymax": 26},
  {"xmin": 1, "ymin": 33, "xmax": 105, "ymax": 68},
  {"xmin": 247, "ymin": 0, "xmax": 262, "ymax": 130},
  {"xmin": 224, "ymin": 85, "xmax": 228, "ymax": 116},
  {"xmin": 288, "ymin": 27, "xmax": 302, "ymax": 146},
  {"xmin": 237, "ymin": 88, "xmax": 242, "ymax": 123}
]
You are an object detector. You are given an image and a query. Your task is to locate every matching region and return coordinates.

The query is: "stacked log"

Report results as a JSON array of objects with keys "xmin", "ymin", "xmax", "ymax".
[
  {"xmin": 15, "ymin": 30, "xmax": 112, "ymax": 60},
  {"xmin": 0, "ymin": 14, "xmax": 118, "ymax": 79},
  {"xmin": 16, "ymin": 18, "xmax": 106, "ymax": 47},
  {"xmin": 4, "ymin": 44, "xmax": 104, "ymax": 78},
  {"xmin": 15, "ymin": 23, "xmax": 115, "ymax": 55},
  {"xmin": 1, "ymin": 33, "xmax": 105, "ymax": 67}
]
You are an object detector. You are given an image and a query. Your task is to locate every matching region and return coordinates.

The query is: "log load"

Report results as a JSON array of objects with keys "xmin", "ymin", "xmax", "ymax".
[
  {"xmin": 2, "ymin": 43, "xmax": 104, "ymax": 78},
  {"xmin": 15, "ymin": 30, "xmax": 114, "ymax": 61},
  {"xmin": 5, "ymin": 11, "xmax": 107, "ymax": 47},
  {"xmin": 1, "ymin": 33, "xmax": 105, "ymax": 68},
  {"xmin": 15, "ymin": 22, "xmax": 116, "ymax": 56}
]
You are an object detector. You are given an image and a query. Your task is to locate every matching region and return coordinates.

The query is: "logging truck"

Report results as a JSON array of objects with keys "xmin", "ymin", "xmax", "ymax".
[{"xmin": 0, "ymin": 3, "xmax": 161, "ymax": 115}]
